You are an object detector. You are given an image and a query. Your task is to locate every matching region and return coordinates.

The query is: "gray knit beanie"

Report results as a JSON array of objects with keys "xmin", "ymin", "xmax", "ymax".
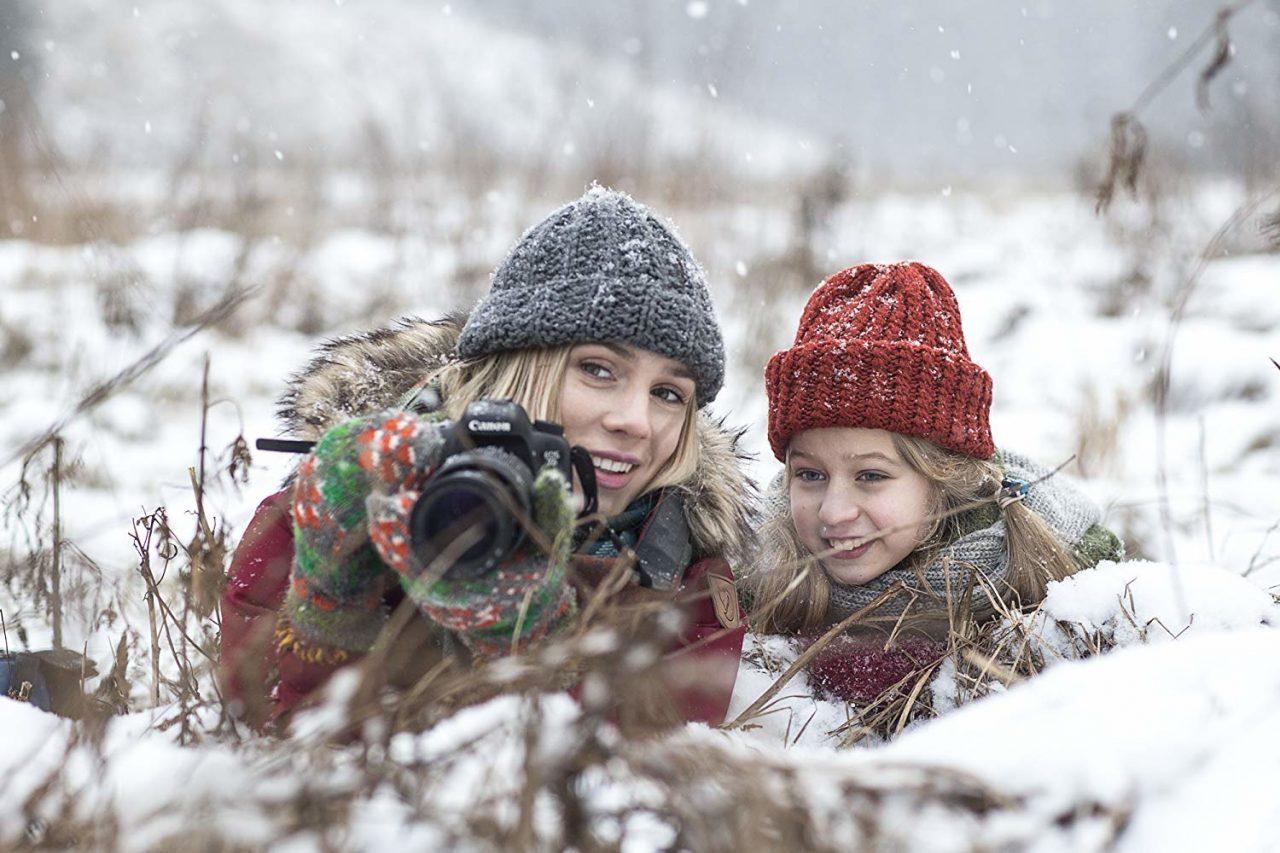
[{"xmin": 457, "ymin": 186, "xmax": 726, "ymax": 406}]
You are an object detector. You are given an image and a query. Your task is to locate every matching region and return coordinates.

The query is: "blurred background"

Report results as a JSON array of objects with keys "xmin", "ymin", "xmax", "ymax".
[{"xmin": 1, "ymin": 0, "xmax": 1278, "ymax": 655}]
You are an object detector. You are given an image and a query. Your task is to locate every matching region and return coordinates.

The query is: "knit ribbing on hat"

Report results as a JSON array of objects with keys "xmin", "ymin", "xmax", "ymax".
[
  {"xmin": 457, "ymin": 186, "xmax": 725, "ymax": 406},
  {"xmin": 765, "ymin": 262, "xmax": 994, "ymax": 459}
]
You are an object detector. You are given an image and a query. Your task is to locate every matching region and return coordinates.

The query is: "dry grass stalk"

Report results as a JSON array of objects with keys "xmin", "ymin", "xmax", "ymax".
[
  {"xmin": 185, "ymin": 355, "xmax": 234, "ymax": 619},
  {"xmin": 4, "ymin": 286, "xmax": 254, "ymax": 470},
  {"xmin": 1095, "ymin": 0, "xmax": 1259, "ymax": 212},
  {"xmin": 724, "ymin": 582, "xmax": 907, "ymax": 731},
  {"xmin": 49, "ymin": 435, "xmax": 63, "ymax": 650},
  {"xmin": 1151, "ymin": 190, "xmax": 1279, "ymax": 575},
  {"xmin": 1196, "ymin": 9, "xmax": 1236, "ymax": 111},
  {"xmin": 1096, "ymin": 114, "xmax": 1149, "ymax": 214}
]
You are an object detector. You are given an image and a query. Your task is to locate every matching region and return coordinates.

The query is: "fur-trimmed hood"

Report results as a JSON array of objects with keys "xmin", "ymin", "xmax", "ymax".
[{"xmin": 276, "ymin": 316, "xmax": 756, "ymax": 562}]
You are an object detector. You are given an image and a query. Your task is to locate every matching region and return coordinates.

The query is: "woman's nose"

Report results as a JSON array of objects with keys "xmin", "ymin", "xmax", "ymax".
[{"xmin": 601, "ymin": 386, "xmax": 652, "ymax": 439}]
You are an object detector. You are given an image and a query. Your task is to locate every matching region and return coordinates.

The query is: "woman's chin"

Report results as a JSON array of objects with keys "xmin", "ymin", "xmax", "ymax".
[{"xmin": 594, "ymin": 487, "xmax": 635, "ymax": 518}]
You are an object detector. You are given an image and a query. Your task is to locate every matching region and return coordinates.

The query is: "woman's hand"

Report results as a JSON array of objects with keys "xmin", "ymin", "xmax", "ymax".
[
  {"xmin": 371, "ymin": 462, "xmax": 579, "ymax": 659},
  {"xmin": 285, "ymin": 411, "xmax": 447, "ymax": 654},
  {"xmin": 286, "ymin": 408, "xmax": 579, "ymax": 660}
]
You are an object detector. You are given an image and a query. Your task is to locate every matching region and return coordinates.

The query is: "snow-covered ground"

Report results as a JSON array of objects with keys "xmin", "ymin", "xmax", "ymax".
[{"xmin": 3, "ymin": 0, "xmax": 1280, "ymax": 848}]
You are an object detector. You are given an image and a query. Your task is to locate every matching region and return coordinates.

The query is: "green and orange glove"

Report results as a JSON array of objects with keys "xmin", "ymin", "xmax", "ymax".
[{"xmin": 285, "ymin": 410, "xmax": 577, "ymax": 661}]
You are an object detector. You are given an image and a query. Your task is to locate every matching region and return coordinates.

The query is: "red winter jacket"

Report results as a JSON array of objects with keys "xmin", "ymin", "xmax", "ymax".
[{"xmin": 219, "ymin": 491, "xmax": 747, "ymax": 730}]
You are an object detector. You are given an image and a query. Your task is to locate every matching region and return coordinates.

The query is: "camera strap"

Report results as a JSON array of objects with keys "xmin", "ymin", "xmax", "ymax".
[
  {"xmin": 569, "ymin": 446, "xmax": 599, "ymax": 517},
  {"xmin": 631, "ymin": 491, "xmax": 694, "ymax": 591}
]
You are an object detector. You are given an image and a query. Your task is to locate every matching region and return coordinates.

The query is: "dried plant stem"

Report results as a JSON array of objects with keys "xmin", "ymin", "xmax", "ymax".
[
  {"xmin": 1198, "ymin": 416, "xmax": 1215, "ymax": 564},
  {"xmin": 1128, "ymin": 2, "xmax": 1255, "ymax": 117},
  {"xmin": 1095, "ymin": 0, "xmax": 1259, "ymax": 211},
  {"xmin": 723, "ymin": 582, "xmax": 905, "ymax": 730},
  {"xmin": 513, "ymin": 694, "xmax": 543, "ymax": 849},
  {"xmin": 194, "ymin": 355, "xmax": 211, "ymax": 540},
  {"xmin": 5, "ymin": 286, "xmax": 252, "ymax": 470},
  {"xmin": 136, "ymin": 522, "xmax": 163, "ymax": 707},
  {"xmin": 50, "ymin": 435, "xmax": 64, "ymax": 649},
  {"xmin": 1153, "ymin": 189, "xmax": 1278, "ymax": 581},
  {"xmin": 510, "ymin": 587, "xmax": 535, "ymax": 656},
  {"xmin": 893, "ymin": 663, "xmax": 940, "ymax": 735},
  {"xmin": 573, "ymin": 550, "xmax": 639, "ymax": 632}
]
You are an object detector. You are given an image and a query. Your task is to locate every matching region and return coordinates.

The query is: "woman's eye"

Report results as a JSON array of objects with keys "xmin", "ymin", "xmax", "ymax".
[
  {"xmin": 857, "ymin": 471, "xmax": 889, "ymax": 483},
  {"xmin": 793, "ymin": 468, "xmax": 826, "ymax": 483},
  {"xmin": 652, "ymin": 386, "xmax": 686, "ymax": 405},
  {"xmin": 580, "ymin": 361, "xmax": 613, "ymax": 380}
]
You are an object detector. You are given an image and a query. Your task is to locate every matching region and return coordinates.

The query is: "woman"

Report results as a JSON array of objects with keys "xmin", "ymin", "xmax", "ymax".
[
  {"xmin": 744, "ymin": 261, "xmax": 1124, "ymax": 705},
  {"xmin": 220, "ymin": 187, "xmax": 752, "ymax": 729}
]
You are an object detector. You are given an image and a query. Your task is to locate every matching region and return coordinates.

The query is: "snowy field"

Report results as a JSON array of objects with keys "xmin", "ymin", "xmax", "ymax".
[
  {"xmin": 3, "ymin": 0, "xmax": 1280, "ymax": 849},
  {"xmin": 3, "ymin": 179, "xmax": 1277, "ymax": 850}
]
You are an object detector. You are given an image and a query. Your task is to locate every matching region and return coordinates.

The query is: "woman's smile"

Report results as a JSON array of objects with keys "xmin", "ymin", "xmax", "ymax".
[{"xmin": 588, "ymin": 449, "xmax": 643, "ymax": 491}]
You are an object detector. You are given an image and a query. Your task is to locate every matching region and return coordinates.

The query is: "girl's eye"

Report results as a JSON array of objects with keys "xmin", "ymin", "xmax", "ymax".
[
  {"xmin": 652, "ymin": 386, "xmax": 687, "ymax": 406},
  {"xmin": 792, "ymin": 468, "xmax": 826, "ymax": 483},
  {"xmin": 857, "ymin": 471, "xmax": 889, "ymax": 483},
  {"xmin": 580, "ymin": 360, "xmax": 613, "ymax": 380}
]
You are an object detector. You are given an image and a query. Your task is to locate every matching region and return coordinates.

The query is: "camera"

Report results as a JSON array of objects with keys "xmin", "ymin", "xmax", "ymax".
[
  {"xmin": 256, "ymin": 399, "xmax": 598, "ymax": 582},
  {"xmin": 408, "ymin": 399, "xmax": 597, "ymax": 581}
]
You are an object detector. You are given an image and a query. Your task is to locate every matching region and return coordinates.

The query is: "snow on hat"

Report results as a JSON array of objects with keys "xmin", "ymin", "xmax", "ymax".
[
  {"xmin": 765, "ymin": 262, "xmax": 994, "ymax": 460},
  {"xmin": 457, "ymin": 186, "xmax": 725, "ymax": 407}
]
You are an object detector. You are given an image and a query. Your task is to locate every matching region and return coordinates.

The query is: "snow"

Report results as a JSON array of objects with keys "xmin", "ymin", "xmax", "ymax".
[
  {"xmin": 4, "ymin": 563, "xmax": 1280, "ymax": 847},
  {"xmin": 1034, "ymin": 559, "xmax": 1280, "ymax": 648}
]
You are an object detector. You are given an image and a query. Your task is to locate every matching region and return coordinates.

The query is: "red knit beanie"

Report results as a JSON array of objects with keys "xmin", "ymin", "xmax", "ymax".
[{"xmin": 765, "ymin": 262, "xmax": 994, "ymax": 460}]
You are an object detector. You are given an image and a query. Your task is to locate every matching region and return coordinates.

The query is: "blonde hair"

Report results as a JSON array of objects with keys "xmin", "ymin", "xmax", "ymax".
[
  {"xmin": 425, "ymin": 345, "xmax": 701, "ymax": 496},
  {"xmin": 748, "ymin": 433, "xmax": 1080, "ymax": 635}
]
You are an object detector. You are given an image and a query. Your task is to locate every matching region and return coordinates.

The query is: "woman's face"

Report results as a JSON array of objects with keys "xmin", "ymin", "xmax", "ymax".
[
  {"xmin": 558, "ymin": 342, "xmax": 695, "ymax": 516},
  {"xmin": 787, "ymin": 427, "xmax": 935, "ymax": 586}
]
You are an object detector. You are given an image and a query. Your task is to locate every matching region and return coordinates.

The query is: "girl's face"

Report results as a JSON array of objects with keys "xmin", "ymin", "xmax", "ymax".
[
  {"xmin": 558, "ymin": 342, "xmax": 695, "ymax": 516},
  {"xmin": 787, "ymin": 427, "xmax": 935, "ymax": 586}
]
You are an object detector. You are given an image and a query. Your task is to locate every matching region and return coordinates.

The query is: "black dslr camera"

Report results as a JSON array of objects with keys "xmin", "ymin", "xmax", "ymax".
[
  {"xmin": 259, "ymin": 399, "xmax": 598, "ymax": 581},
  {"xmin": 409, "ymin": 399, "xmax": 597, "ymax": 580}
]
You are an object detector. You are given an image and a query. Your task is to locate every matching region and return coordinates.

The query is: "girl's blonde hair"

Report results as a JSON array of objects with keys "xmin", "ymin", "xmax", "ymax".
[
  {"xmin": 748, "ymin": 433, "xmax": 1080, "ymax": 635},
  {"xmin": 425, "ymin": 344, "xmax": 701, "ymax": 497}
]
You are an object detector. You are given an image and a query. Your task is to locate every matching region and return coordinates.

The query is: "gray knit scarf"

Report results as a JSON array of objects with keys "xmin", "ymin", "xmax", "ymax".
[{"xmin": 769, "ymin": 450, "xmax": 1102, "ymax": 620}]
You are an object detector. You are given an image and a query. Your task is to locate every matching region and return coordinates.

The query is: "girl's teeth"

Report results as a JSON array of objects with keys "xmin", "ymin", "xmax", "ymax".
[
  {"xmin": 828, "ymin": 538, "xmax": 863, "ymax": 551},
  {"xmin": 592, "ymin": 456, "xmax": 635, "ymax": 474}
]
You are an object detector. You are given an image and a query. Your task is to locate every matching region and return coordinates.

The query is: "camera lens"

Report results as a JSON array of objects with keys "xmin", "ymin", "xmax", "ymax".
[{"xmin": 409, "ymin": 449, "xmax": 533, "ymax": 580}]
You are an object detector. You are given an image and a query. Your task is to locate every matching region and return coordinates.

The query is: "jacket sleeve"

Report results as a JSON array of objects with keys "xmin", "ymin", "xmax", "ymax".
[
  {"xmin": 219, "ymin": 490, "xmax": 358, "ymax": 728},
  {"xmin": 218, "ymin": 491, "xmax": 294, "ymax": 726}
]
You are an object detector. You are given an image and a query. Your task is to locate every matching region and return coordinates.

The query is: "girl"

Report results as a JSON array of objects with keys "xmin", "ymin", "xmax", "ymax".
[
  {"xmin": 220, "ymin": 187, "xmax": 751, "ymax": 729},
  {"xmin": 746, "ymin": 261, "xmax": 1123, "ymax": 705}
]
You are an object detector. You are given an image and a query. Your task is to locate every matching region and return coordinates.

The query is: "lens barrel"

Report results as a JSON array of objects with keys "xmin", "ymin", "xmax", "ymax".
[{"xmin": 408, "ymin": 449, "xmax": 533, "ymax": 580}]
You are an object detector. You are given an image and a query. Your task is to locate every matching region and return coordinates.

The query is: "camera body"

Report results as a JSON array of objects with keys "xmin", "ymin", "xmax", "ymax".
[
  {"xmin": 436, "ymin": 398, "xmax": 573, "ymax": 485},
  {"xmin": 408, "ymin": 399, "xmax": 591, "ymax": 581}
]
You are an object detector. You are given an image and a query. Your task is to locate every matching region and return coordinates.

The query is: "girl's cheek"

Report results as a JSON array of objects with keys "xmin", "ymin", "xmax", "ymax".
[{"xmin": 789, "ymin": 492, "xmax": 819, "ymax": 534}]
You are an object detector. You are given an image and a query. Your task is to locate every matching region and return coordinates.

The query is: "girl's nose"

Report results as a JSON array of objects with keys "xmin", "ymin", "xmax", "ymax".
[
  {"xmin": 601, "ymin": 386, "xmax": 652, "ymax": 440},
  {"xmin": 817, "ymin": 491, "xmax": 861, "ymax": 530}
]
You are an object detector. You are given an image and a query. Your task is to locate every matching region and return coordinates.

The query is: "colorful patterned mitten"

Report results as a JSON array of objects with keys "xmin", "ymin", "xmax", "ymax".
[
  {"xmin": 366, "ymin": 448, "xmax": 578, "ymax": 659},
  {"xmin": 285, "ymin": 411, "xmax": 447, "ymax": 654},
  {"xmin": 288, "ymin": 409, "xmax": 579, "ymax": 660}
]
